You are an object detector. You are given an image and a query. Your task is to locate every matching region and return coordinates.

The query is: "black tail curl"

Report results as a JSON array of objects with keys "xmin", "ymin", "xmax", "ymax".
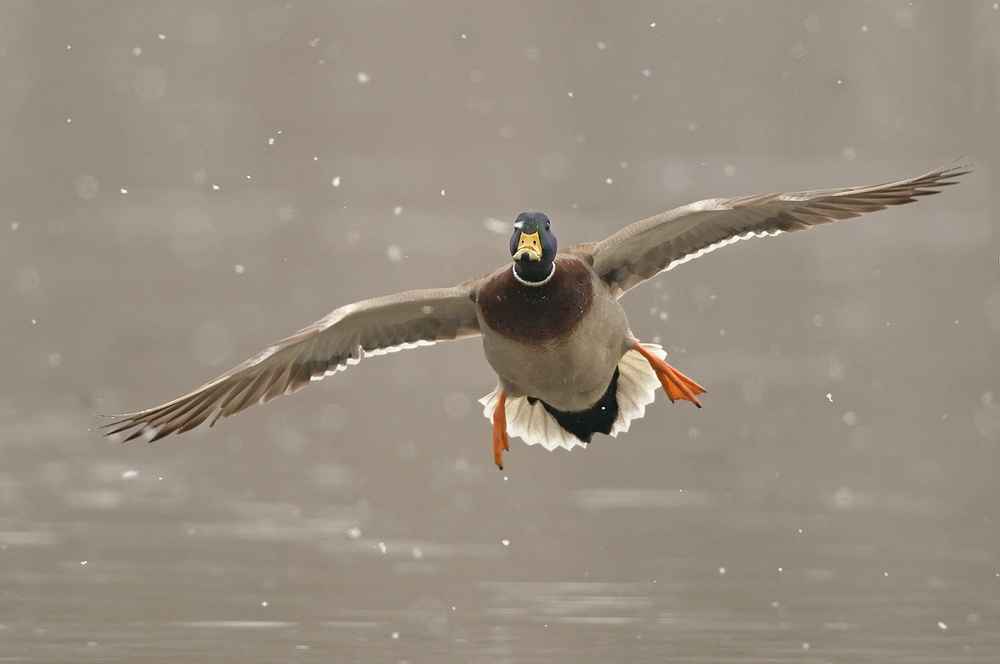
[{"xmin": 527, "ymin": 368, "xmax": 620, "ymax": 444}]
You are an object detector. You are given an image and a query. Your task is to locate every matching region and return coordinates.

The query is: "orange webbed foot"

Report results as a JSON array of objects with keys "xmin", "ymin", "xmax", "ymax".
[
  {"xmin": 632, "ymin": 342, "xmax": 706, "ymax": 408},
  {"xmin": 492, "ymin": 389, "xmax": 509, "ymax": 470}
]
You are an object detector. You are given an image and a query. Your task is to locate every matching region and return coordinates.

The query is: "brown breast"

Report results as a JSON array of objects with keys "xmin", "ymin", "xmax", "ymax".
[{"xmin": 476, "ymin": 257, "xmax": 594, "ymax": 348}]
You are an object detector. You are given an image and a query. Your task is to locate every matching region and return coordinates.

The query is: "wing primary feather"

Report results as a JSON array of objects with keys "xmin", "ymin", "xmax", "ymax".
[
  {"xmin": 263, "ymin": 365, "xmax": 295, "ymax": 403},
  {"xmin": 173, "ymin": 398, "xmax": 223, "ymax": 434},
  {"xmin": 150, "ymin": 382, "xmax": 234, "ymax": 435},
  {"xmin": 219, "ymin": 371, "xmax": 276, "ymax": 419}
]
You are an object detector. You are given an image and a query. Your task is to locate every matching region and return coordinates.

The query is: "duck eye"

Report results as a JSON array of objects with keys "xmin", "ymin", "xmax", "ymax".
[{"xmin": 545, "ymin": 222, "xmax": 550, "ymax": 230}]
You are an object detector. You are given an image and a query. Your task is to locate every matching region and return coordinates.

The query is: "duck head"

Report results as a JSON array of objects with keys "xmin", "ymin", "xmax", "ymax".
[{"xmin": 509, "ymin": 211, "xmax": 557, "ymax": 283}]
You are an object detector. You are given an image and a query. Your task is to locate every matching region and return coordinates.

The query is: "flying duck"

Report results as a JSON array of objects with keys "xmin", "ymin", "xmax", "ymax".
[{"xmin": 102, "ymin": 165, "xmax": 966, "ymax": 469}]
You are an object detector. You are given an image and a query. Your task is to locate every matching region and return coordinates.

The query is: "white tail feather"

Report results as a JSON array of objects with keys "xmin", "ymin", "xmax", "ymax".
[{"xmin": 478, "ymin": 343, "xmax": 666, "ymax": 451}]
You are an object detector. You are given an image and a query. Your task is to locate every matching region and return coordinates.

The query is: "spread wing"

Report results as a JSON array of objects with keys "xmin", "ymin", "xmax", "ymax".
[
  {"xmin": 102, "ymin": 285, "xmax": 482, "ymax": 441},
  {"xmin": 586, "ymin": 165, "xmax": 968, "ymax": 298}
]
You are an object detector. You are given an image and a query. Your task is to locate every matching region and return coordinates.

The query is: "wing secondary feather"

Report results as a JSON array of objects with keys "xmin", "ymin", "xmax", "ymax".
[
  {"xmin": 587, "ymin": 165, "xmax": 968, "ymax": 298},
  {"xmin": 102, "ymin": 286, "xmax": 481, "ymax": 441}
]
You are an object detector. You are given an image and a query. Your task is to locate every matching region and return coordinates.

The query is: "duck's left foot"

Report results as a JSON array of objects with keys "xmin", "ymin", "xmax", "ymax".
[
  {"xmin": 492, "ymin": 389, "xmax": 509, "ymax": 470},
  {"xmin": 632, "ymin": 341, "xmax": 706, "ymax": 408}
]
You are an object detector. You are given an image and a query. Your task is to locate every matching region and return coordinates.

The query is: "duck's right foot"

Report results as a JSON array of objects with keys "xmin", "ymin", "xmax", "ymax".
[{"xmin": 492, "ymin": 389, "xmax": 509, "ymax": 470}]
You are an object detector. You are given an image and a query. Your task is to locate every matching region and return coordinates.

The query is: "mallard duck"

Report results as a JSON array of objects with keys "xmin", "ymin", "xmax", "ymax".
[{"xmin": 102, "ymin": 165, "xmax": 966, "ymax": 469}]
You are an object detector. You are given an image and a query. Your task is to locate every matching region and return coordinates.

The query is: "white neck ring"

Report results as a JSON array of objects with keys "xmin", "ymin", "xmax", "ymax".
[{"xmin": 512, "ymin": 261, "xmax": 556, "ymax": 287}]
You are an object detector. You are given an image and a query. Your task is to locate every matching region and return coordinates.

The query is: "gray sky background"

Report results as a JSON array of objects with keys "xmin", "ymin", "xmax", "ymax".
[{"xmin": 1, "ymin": 2, "xmax": 998, "ymax": 661}]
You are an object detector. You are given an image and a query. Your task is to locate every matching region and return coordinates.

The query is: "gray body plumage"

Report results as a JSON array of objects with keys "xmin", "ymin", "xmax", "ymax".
[{"xmin": 477, "ymin": 256, "xmax": 632, "ymax": 413}]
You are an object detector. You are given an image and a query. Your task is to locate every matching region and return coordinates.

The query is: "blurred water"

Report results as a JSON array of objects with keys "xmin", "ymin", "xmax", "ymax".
[
  {"xmin": 3, "ymin": 456, "xmax": 999, "ymax": 662},
  {"xmin": 2, "ymin": 2, "xmax": 998, "ymax": 662}
]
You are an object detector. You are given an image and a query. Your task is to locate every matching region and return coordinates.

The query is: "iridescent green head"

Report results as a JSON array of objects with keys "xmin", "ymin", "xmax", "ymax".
[{"xmin": 510, "ymin": 212, "xmax": 557, "ymax": 283}]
